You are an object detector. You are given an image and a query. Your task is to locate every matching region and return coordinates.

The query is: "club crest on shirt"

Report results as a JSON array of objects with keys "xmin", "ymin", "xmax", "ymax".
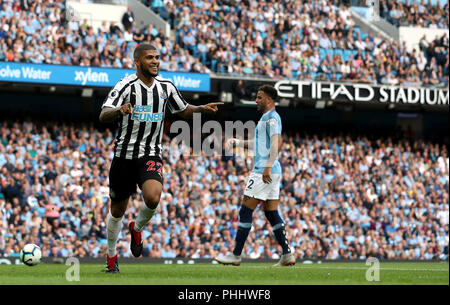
[
  {"xmin": 267, "ymin": 118, "xmax": 277, "ymax": 127},
  {"xmin": 160, "ymin": 91, "xmax": 168, "ymax": 100}
]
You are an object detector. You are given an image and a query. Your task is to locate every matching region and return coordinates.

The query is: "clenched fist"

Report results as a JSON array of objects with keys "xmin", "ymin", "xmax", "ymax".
[{"xmin": 119, "ymin": 103, "xmax": 133, "ymax": 116}]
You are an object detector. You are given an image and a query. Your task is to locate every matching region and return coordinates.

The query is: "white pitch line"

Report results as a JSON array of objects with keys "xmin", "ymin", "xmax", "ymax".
[
  {"xmin": 211, "ymin": 265, "xmax": 449, "ymax": 272},
  {"xmin": 298, "ymin": 266, "xmax": 449, "ymax": 272}
]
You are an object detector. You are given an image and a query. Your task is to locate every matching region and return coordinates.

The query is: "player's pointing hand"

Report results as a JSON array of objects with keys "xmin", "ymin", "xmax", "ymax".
[{"xmin": 202, "ymin": 102, "xmax": 224, "ymax": 114}]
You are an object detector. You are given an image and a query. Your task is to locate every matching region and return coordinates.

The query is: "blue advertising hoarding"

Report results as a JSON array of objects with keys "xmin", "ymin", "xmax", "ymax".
[{"xmin": 0, "ymin": 62, "xmax": 210, "ymax": 92}]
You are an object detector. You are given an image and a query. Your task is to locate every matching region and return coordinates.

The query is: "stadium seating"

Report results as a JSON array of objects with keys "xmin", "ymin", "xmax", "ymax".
[
  {"xmin": 0, "ymin": 0, "xmax": 448, "ymax": 261},
  {"xmin": 0, "ymin": 0, "xmax": 448, "ymax": 86},
  {"xmin": 379, "ymin": 0, "xmax": 448, "ymax": 28},
  {"xmin": 146, "ymin": 0, "xmax": 448, "ymax": 84},
  {"xmin": 0, "ymin": 119, "xmax": 448, "ymax": 260}
]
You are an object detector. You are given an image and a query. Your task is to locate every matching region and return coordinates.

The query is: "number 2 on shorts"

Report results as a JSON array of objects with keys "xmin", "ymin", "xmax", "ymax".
[
  {"xmin": 146, "ymin": 160, "xmax": 162, "ymax": 173},
  {"xmin": 247, "ymin": 179, "xmax": 254, "ymax": 190}
]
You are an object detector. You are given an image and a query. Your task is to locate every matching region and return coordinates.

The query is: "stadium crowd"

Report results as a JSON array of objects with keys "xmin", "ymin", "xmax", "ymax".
[
  {"xmin": 0, "ymin": 118, "xmax": 448, "ymax": 261},
  {"xmin": 0, "ymin": 0, "xmax": 448, "ymax": 86},
  {"xmin": 379, "ymin": 0, "xmax": 448, "ymax": 28},
  {"xmin": 147, "ymin": 0, "xmax": 449, "ymax": 85}
]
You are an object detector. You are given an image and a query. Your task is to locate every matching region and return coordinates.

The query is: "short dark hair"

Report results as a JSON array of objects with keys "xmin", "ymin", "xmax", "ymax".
[
  {"xmin": 258, "ymin": 85, "xmax": 278, "ymax": 101},
  {"xmin": 133, "ymin": 44, "xmax": 157, "ymax": 59}
]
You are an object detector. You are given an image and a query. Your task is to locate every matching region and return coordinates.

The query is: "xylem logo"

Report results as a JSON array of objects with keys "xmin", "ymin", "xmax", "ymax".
[{"xmin": 74, "ymin": 68, "xmax": 109, "ymax": 85}]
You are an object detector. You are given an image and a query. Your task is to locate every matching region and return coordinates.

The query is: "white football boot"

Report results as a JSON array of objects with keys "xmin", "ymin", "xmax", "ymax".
[
  {"xmin": 273, "ymin": 253, "xmax": 296, "ymax": 267},
  {"xmin": 214, "ymin": 252, "xmax": 242, "ymax": 266}
]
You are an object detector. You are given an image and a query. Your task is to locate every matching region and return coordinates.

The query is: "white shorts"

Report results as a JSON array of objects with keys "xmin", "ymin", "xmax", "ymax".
[{"xmin": 243, "ymin": 172, "xmax": 281, "ymax": 201}]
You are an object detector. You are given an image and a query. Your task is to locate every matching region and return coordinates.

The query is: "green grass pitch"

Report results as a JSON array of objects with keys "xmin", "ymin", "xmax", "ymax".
[{"xmin": 0, "ymin": 262, "xmax": 448, "ymax": 285}]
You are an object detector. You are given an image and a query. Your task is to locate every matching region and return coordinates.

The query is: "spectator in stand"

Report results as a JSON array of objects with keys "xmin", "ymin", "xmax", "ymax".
[
  {"xmin": 121, "ymin": 7, "xmax": 134, "ymax": 31},
  {"xmin": 109, "ymin": 21, "xmax": 122, "ymax": 36},
  {"xmin": 380, "ymin": 0, "xmax": 448, "ymax": 29}
]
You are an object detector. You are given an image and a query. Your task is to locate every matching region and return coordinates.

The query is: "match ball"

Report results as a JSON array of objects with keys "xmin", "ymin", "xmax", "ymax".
[{"xmin": 20, "ymin": 244, "xmax": 42, "ymax": 266}]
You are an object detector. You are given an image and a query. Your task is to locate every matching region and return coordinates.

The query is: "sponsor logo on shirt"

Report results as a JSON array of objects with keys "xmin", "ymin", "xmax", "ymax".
[{"xmin": 131, "ymin": 105, "xmax": 163, "ymax": 122}]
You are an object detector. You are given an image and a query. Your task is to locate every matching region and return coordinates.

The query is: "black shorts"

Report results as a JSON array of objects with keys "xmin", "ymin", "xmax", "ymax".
[{"xmin": 109, "ymin": 156, "xmax": 164, "ymax": 202}]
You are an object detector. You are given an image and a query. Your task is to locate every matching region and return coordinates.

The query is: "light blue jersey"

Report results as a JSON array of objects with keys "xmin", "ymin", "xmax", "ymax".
[{"xmin": 252, "ymin": 109, "xmax": 282, "ymax": 174}]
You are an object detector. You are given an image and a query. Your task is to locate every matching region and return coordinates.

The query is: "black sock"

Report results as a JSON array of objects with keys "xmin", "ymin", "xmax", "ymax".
[
  {"xmin": 265, "ymin": 210, "xmax": 291, "ymax": 255},
  {"xmin": 233, "ymin": 205, "xmax": 254, "ymax": 256}
]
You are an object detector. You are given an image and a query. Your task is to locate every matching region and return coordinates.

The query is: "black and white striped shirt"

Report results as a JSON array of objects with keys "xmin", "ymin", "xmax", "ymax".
[{"xmin": 102, "ymin": 74, "xmax": 188, "ymax": 159}]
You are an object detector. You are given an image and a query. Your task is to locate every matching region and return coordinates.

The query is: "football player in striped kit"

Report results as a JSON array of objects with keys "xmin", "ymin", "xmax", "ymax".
[{"xmin": 99, "ymin": 44, "xmax": 222, "ymax": 273}]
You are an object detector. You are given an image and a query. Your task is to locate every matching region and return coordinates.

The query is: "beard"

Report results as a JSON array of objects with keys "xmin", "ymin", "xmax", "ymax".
[
  {"xmin": 256, "ymin": 103, "xmax": 265, "ymax": 112},
  {"xmin": 141, "ymin": 67, "xmax": 158, "ymax": 78}
]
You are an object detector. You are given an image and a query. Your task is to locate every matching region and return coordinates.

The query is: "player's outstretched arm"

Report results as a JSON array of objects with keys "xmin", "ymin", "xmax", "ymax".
[
  {"xmin": 99, "ymin": 104, "xmax": 133, "ymax": 123},
  {"xmin": 177, "ymin": 102, "xmax": 223, "ymax": 119},
  {"xmin": 226, "ymin": 138, "xmax": 254, "ymax": 150}
]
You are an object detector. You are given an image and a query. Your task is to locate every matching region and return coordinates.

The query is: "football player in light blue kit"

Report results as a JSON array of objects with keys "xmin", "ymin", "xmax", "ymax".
[{"xmin": 215, "ymin": 85, "xmax": 295, "ymax": 266}]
